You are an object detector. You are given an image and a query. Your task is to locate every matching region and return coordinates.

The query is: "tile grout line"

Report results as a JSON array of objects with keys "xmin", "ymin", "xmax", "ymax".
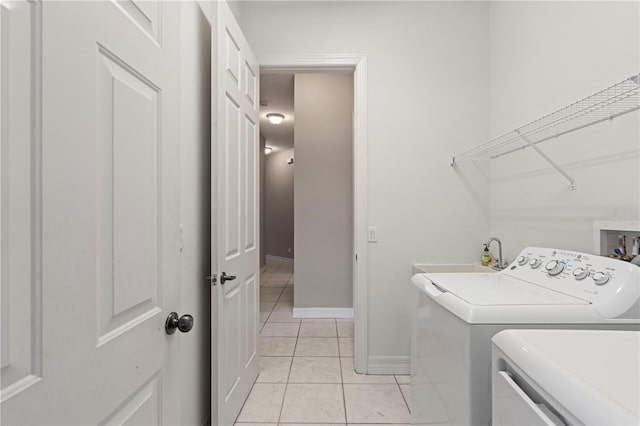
[
  {"xmin": 234, "ymin": 375, "xmax": 258, "ymax": 424},
  {"xmin": 337, "ymin": 319, "xmax": 348, "ymax": 425},
  {"xmin": 277, "ymin": 284, "xmax": 299, "ymax": 425},
  {"xmin": 394, "ymin": 375, "xmax": 411, "ymax": 416},
  {"xmin": 256, "ymin": 379, "xmax": 354, "ymax": 385},
  {"xmin": 254, "ymin": 263, "xmax": 290, "ymax": 423},
  {"xmin": 261, "ymin": 260, "xmax": 282, "ymax": 282},
  {"xmin": 259, "ymin": 274, "xmax": 287, "ymax": 333},
  {"xmin": 246, "ymin": 262, "xmax": 286, "ymax": 424},
  {"xmin": 245, "ymin": 262, "xmax": 279, "ymax": 424}
]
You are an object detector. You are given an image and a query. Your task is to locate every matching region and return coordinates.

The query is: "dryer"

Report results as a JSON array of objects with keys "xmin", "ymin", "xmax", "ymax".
[
  {"xmin": 410, "ymin": 247, "xmax": 640, "ymax": 426},
  {"xmin": 491, "ymin": 329, "xmax": 640, "ymax": 425}
]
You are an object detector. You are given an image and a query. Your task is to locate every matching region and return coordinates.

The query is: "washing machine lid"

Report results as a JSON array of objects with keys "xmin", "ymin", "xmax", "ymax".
[{"xmin": 426, "ymin": 273, "xmax": 589, "ymax": 306}]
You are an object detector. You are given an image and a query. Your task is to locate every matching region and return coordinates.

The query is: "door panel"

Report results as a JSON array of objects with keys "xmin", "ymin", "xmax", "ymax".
[
  {"xmin": 224, "ymin": 93, "xmax": 241, "ymax": 260},
  {"xmin": 96, "ymin": 45, "xmax": 162, "ymax": 344},
  {"xmin": 224, "ymin": 30, "xmax": 241, "ymax": 89},
  {"xmin": 244, "ymin": 62, "xmax": 257, "ymax": 108},
  {"xmin": 111, "ymin": 0, "xmax": 161, "ymax": 44},
  {"xmin": 0, "ymin": 0, "xmax": 42, "ymax": 400},
  {"xmin": 1, "ymin": 1, "xmax": 181, "ymax": 423},
  {"xmin": 214, "ymin": 2, "xmax": 260, "ymax": 424},
  {"xmin": 244, "ymin": 274, "xmax": 258, "ymax": 366},
  {"xmin": 222, "ymin": 282, "xmax": 241, "ymax": 401},
  {"xmin": 99, "ymin": 374, "xmax": 161, "ymax": 426},
  {"xmin": 244, "ymin": 116, "xmax": 257, "ymax": 252}
]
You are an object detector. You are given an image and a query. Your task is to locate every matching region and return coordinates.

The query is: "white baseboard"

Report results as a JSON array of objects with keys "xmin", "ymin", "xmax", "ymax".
[
  {"xmin": 292, "ymin": 307, "xmax": 354, "ymax": 319},
  {"xmin": 367, "ymin": 356, "xmax": 411, "ymax": 375},
  {"xmin": 266, "ymin": 254, "xmax": 294, "ymax": 264}
]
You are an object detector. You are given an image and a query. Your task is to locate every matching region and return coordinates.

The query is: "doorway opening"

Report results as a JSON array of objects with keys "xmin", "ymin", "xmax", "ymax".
[
  {"xmin": 259, "ymin": 74, "xmax": 295, "ymax": 319},
  {"xmin": 258, "ymin": 55, "xmax": 368, "ymax": 373}
]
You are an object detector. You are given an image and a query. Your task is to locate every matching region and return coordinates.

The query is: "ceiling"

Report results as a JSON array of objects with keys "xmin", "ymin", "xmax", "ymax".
[{"xmin": 260, "ymin": 73, "xmax": 294, "ymax": 152}]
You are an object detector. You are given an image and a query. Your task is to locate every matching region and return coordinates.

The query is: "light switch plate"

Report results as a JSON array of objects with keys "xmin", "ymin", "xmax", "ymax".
[{"xmin": 368, "ymin": 226, "xmax": 377, "ymax": 242}]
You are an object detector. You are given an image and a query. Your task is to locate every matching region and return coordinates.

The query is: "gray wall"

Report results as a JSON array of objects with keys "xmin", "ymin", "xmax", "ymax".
[
  {"xmin": 265, "ymin": 148, "xmax": 295, "ymax": 259},
  {"xmin": 260, "ymin": 134, "xmax": 266, "ymax": 267},
  {"xmin": 294, "ymin": 73, "xmax": 353, "ymax": 309},
  {"xmin": 240, "ymin": 1, "xmax": 490, "ymax": 363},
  {"xmin": 179, "ymin": 2, "xmax": 211, "ymax": 424}
]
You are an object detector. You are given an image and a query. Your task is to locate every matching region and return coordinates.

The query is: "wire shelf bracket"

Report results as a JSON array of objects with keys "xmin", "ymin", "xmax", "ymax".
[
  {"xmin": 516, "ymin": 129, "xmax": 577, "ymax": 190},
  {"xmin": 450, "ymin": 74, "xmax": 640, "ymax": 190}
]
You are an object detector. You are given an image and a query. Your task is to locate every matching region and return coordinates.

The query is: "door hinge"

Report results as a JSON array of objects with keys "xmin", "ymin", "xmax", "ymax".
[
  {"xmin": 179, "ymin": 224, "xmax": 184, "ymax": 252},
  {"xmin": 205, "ymin": 274, "xmax": 218, "ymax": 286}
]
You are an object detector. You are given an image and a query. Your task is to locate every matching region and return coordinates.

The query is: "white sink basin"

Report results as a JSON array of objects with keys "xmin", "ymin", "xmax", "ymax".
[{"xmin": 412, "ymin": 263, "xmax": 496, "ymax": 274}]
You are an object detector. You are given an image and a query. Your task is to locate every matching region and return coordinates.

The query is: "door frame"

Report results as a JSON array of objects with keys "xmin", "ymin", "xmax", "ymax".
[{"xmin": 258, "ymin": 54, "xmax": 368, "ymax": 373}]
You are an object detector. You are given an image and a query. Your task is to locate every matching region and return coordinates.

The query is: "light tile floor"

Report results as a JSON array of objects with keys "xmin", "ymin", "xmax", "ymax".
[{"xmin": 236, "ymin": 260, "xmax": 411, "ymax": 426}]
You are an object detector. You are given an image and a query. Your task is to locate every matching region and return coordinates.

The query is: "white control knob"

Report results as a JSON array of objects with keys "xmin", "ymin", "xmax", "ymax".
[
  {"xmin": 592, "ymin": 272, "xmax": 610, "ymax": 286},
  {"xmin": 529, "ymin": 258, "xmax": 541, "ymax": 269},
  {"xmin": 545, "ymin": 260, "xmax": 558, "ymax": 271},
  {"xmin": 572, "ymin": 267, "xmax": 589, "ymax": 280},
  {"xmin": 546, "ymin": 260, "xmax": 565, "ymax": 276},
  {"xmin": 517, "ymin": 256, "xmax": 529, "ymax": 266}
]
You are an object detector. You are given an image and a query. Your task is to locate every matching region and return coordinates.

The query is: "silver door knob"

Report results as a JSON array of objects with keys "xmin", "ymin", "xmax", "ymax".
[{"xmin": 165, "ymin": 312, "xmax": 194, "ymax": 334}]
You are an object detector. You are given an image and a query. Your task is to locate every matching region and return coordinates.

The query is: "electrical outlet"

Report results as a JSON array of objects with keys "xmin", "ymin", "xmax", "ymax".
[{"xmin": 368, "ymin": 226, "xmax": 377, "ymax": 242}]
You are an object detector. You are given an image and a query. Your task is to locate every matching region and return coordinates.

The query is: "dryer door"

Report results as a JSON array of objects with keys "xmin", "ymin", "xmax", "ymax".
[{"xmin": 493, "ymin": 372, "xmax": 563, "ymax": 426}]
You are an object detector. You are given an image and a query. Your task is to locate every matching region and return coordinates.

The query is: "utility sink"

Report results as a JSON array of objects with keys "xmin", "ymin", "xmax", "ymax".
[{"xmin": 412, "ymin": 263, "xmax": 497, "ymax": 274}]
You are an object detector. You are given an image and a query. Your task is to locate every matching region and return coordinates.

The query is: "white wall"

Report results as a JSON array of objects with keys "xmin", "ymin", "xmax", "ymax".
[
  {"xmin": 265, "ymin": 148, "xmax": 295, "ymax": 259},
  {"xmin": 240, "ymin": 1, "xmax": 491, "ymax": 363},
  {"xmin": 226, "ymin": 0, "xmax": 242, "ymax": 26},
  {"xmin": 294, "ymin": 73, "xmax": 353, "ymax": 309},
  {"xmin": 180, "ymin": 2, "xmax": 212, "ymax": 424},
  {"xmin": 488, "ymin": 1, "xmax": 640, "ymax": 261}
]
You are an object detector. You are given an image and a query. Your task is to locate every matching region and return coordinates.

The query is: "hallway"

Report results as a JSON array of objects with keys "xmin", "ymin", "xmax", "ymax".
[{"xmin": 235, "ymin": 260, "xmax": 411, "ymax": 425}]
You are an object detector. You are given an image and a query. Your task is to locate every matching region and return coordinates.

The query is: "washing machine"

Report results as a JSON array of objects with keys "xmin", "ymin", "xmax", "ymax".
[
  {"xmin": 410, "ymin": 247, "xmax": 640, "ymax": 426},
  {"xmin": 492, "ymin": 329, "xmax": 639, "ymax": 425}
]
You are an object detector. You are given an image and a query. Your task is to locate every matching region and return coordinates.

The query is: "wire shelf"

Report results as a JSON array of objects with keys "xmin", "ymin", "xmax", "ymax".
[{"xmin": 451, "ymin": 74, "xmax": 640, "ymax": 163}]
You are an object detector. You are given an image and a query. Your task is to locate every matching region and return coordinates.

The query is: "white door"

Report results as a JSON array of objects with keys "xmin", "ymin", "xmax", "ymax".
[
  {"xmin": 212, "ymin": 2, "xmax": 260, "ymax": 425},
  {"xmin": 1, "ymin": 1, "xmax": 182, "ymax": 424}
]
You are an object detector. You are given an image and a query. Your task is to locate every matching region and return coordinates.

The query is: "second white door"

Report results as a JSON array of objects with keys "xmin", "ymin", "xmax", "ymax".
[{"xmin": 212, "ymin": 2, "xmax": 261, "ymax": 425}]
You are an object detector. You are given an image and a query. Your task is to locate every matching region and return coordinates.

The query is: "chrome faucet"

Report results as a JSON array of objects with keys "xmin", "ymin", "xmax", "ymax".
[{"xmin": 487, "ymin": 237, "xmax": 505, "ymax": 269}]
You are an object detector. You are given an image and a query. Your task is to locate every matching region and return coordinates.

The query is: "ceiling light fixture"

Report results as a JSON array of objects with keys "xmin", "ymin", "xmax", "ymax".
[
  {"xmin": 266, "ymin": 113, "xmax": 285, "ymax": 125},
  {"xmin": 265, "ymin": 146, "xmax": 273, "ymax": 155}
]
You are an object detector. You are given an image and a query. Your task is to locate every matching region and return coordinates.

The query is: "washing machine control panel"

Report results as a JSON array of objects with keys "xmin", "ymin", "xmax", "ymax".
[
  {"xmin": 544, "ymin": 259, "xmax": 565, "ymax": 276},
  {"xmin": 503, "ymin": 247, "xmax": 639, "ymax": 308}
]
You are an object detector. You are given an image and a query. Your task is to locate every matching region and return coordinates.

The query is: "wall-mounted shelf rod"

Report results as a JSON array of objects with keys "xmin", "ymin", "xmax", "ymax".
[
  {"xmin": 450, "ymin": 74, "xmax": 640, "ymax": 174},
  {"xmin": 492, "ymin": 101, "xmax": 640, "ymax": 160}
]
